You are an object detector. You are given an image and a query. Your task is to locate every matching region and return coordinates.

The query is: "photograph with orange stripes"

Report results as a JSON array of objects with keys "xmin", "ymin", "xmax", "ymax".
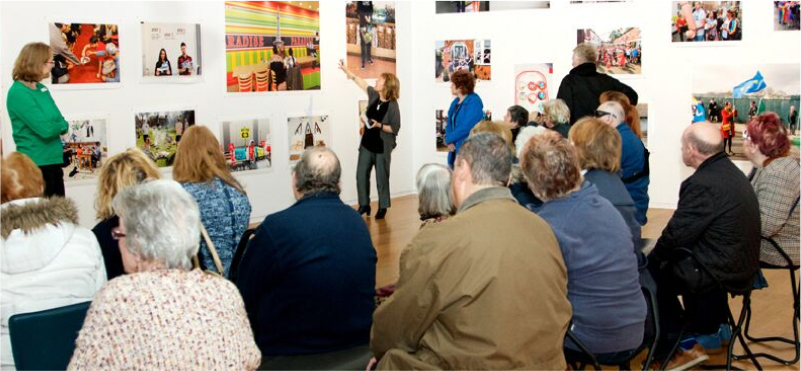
[{"xmin": 225, "ymin": 1, "xmax": 321, "ymax": 92}]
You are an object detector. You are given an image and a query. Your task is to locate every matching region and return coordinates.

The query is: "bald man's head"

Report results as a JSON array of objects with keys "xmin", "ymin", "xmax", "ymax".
[
  {"xmin": 293, "ymin": 146, "xmax": 342, "ymax": 197},
  {"xmin": 597, "ymin": 101, "xmax": 625, "ymax": 126},
  {"xmin": 682, "ymin": 122, "xmax": 724, "ymax": 168}
]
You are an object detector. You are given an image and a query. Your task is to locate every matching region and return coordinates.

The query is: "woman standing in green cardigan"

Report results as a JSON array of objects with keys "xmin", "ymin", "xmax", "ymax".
[{"xmin": 7, "ymin": 42, "xmax": 69, "ymax": 197}]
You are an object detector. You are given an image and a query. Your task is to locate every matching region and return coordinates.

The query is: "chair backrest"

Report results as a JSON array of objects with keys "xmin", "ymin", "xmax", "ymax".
[
  {"xmin": 9, "ymin": 301, "xmax": 92, "ymax": 371},
  {"xmin": 229, "ymin": 228, "xmax": 257, "ymax": 282},
  {"xmin": 237, "ymin": 73, "xmax": 253, "ymax": 92}
]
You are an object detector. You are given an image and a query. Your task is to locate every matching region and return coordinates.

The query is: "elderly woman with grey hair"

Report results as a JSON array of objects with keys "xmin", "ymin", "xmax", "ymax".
[
  {"xmin": 542, "ymin": 99, "xmax": 571, "ymax": 138},
  {"xmin": 416, "ymin": 163, "xmax": 454, "ymax": 228},
  {"xmin": 69, "ymin": 180, "xmax": 261, "ymax": 371}
]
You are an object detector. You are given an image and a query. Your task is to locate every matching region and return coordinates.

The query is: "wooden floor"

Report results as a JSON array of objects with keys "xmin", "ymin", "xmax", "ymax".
[{"xmin": 361, "ymin": 195, "xmax": 799, "ymax": 370}]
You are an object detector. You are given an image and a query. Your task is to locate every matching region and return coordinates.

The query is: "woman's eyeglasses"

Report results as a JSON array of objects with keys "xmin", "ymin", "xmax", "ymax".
[
  {"xmin": 594, "ymin": 110, "xmax": 617, "ymax": 119},
  {"xmin": 111, "ymin": 227, "xmax": 126, "ymax": 241}
]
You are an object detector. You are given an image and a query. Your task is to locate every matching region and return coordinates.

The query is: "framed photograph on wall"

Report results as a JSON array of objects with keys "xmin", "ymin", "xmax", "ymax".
[
  {"xmin": 671, "ymin": 2, "xmax": 742, "ymax": 43},
  {"xmin": 435, "ymin": 39, "xmax": 491, "ymax": 82},
  {"xmin": 225, "ymin": 1, "xmax": 321, "ymax": 93},
  {"xmin": 220, "ymin": 118, "xmax": 273, "ymax": 173},
  {"xmin": 48, "ymin": 21, "xmax": 120, "ymax": 88},
  {"xmin": 577, "ymin": 27, "xmax": 641, "ymax": 75},
  {"xmin": 774, "ymin": 1, "xmax": 800, "ymax": 31},
  {"xmin": 514, "ymin": 63, "xmax": 553, "ymax": 115},
  {"xmin": 287, "ymin": 114, "xmax": 330, "ymax": 164},
  {"xmin": 346, "ymin": 1, "xmax": 396, "ymax": 79},
  {"xmin": 134, "ymin": 109, "xmax": 196, "ymax": 167},
  {"xmin": 141, "ymin": 22, "xmax": 202, "ymax": 81},
  {"xmin": 62, "ymin": 114, "xmax": 109, "ymax": 181}
]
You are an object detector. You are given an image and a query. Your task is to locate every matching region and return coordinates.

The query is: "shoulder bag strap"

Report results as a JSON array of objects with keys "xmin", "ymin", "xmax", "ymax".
[{"xmin": 200, "ymin": 223, "xmax": 224, "ymax": 276}]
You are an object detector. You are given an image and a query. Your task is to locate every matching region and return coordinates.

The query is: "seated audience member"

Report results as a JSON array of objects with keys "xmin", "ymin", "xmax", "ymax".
[
  {"xmin": 236, "ymin": 147, "xmax": 377, "ymax": 357},
  {"xmin": 520, "ymin": 131, "xmax": 646, "ymax": 363},
  {"xmin": 416, "ymin": 163, "xmax": 454, "ymax": 228},
  {"xmin": 2, "ymin": 152, "xmax": 106, "ymax": 371},
  {"xmin": 503, "ymin": 105, "xmax": 529, "ymax": 142},
  {"xmin": 68, "ymin": 180, "xmax": 261, "ymax": 370},
  {"xmin": 173, "ymin": 126, "xmax": 252, "ymax": 275},
  {"xmin": 371, "ymin": 133, "xmax": 571, "ymax": 370},
  {"xmin": 509, "ymin": 125, "xmax": 548, "ymax": 207},
  {"xmin": 600, "ymin": 90, "xmax": 644, "ymax": 139},
  {"xmin": 469, "ymin": 120, "xmax": 513, "ymax": 152},
  {"xmin": 542, "ymin": 99, "xmax": 572, "ymax": 138},
  {"xmin": 648, "ymin": 123, "xmax": 760, "ymax": 368},
  {"xmin": 570, "ymin": 117, "xmax": 642, "ymax": 250},
  {"xmin": 93, "ymin": 148, "xmax": 161, "ymax": 280},
  {"xmin": 743, "ymin": 113, "xmax": 800, "ymax": 266},
  {"xmin": 596, "ymin": 101, "xmax": 650, "ymax": 225}
]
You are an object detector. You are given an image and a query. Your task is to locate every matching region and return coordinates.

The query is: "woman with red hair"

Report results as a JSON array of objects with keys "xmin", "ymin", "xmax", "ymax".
[{"xmin": 743, "ymin": 112, "xmax": 800, "ymax": 266}]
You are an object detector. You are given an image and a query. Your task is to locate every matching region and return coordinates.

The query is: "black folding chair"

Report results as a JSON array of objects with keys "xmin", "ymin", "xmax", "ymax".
[
  {"xmin": 9, "ymin": 301, "xmax": 92, "ymax": 371},
  {"xmin": 733, "ymin": 236, "xmax": 800, "ymax": 365},
  {"xmin": 658, "ymin": 248, "xmax": 762, "ymax": 371},
  {"xmin": 228, "ymin": 228, "xmax": 257, "ymax": 282}
]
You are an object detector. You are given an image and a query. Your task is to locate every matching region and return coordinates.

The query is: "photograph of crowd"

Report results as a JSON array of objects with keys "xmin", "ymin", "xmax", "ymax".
[
  {"xmin": 61, "ymin": 116, "xmax": 108, "ymax": 180},
  {"xmin": 134, "ymin": 110, "xmax": 195, "ymax": 167},
  {"xmin": 435, "ymin": 1, "xmax": 548, "ymax": 13},
  {"xmin": 288, "ymin": 115, "xmax": 329, "ymax": 164},
  {"xmin": 49, "ymin": 22, "xmax": 119, "ymax": 84},
  {"xmin": 435, "ymin": 39, "xmax": 491, "ymax": 82},
  {"xmin": 577, "ymin": 27, "xmax": 642, "ymax": 75},
  {"xmin": 672, "ymin": 1, "xmax": 742, "ymax": 43},
  {"xmin": 141, "ymin": 22, "xmax": 202, "ymax": 78},
  {"xmin": 225, "ymin": 1, "xmax": 320, "ymax": 92},
  {"xmin": 775, "ymin": 1, "xmax": 800, "ymax": 31},
  {"xmin": 514, "ymin": 64, "xmax": 553, "ymax": 115},
  {"xmin": 692, "ymin": 64, "xmax": 800, "ymax": 161},
  {"xmin": 346, "ymin": 1, "xmax": 396, "ymax": 79},
  {"xmin": 221, "ymin": 118, "xmax": 272, "ymax": 172}
]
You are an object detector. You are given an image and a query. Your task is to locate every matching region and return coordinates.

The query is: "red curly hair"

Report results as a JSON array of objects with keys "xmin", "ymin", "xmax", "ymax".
[{"xmin": 747, "ymin": 112, "xmax": 791, "ymax": 159}]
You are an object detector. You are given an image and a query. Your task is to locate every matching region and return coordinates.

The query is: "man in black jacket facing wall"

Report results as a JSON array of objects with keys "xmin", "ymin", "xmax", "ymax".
[
  {"xmin": 557, "ymin": 43, "xmax": 638, "ymax": 125},
  {"xmin": 648, "ymin": 122, "xmax": 760, "ymax": 369}
]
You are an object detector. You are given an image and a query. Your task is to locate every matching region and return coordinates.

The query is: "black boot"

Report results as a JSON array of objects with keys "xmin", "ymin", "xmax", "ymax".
[
  {"xmin": 375, "ymin": 208, "xmax": 387, "ymax": 220},
  {"xmin": 69, "ymin": 166, "xmax": 79, "ymax": 177},
  {"xmin": 358, "ymin": 205, "xmax": 371, "ymax": 216}
]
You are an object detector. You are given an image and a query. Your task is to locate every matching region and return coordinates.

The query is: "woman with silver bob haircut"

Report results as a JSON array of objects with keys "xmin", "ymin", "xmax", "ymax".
[
  {"xmin": 416, "ymin": 163, "xmax": 454, "ymax": 228},
  {"xmin": 112, "ymin": 179, "xmax": 200, "ymax": 271}
]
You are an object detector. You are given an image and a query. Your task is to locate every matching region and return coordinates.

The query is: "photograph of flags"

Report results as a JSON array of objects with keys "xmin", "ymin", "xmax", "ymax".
[{"xmin": 732, "ymin": 71, "xmax": 767, "ymax": 98}]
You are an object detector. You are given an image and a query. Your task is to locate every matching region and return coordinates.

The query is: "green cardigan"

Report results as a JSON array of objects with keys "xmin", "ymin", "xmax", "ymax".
[{"xmin": 7, "ymin": 81, "xmax": 68, "ymax": 166}]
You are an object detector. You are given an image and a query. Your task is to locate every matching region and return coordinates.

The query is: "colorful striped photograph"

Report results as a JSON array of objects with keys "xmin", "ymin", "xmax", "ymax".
[{"xmin": 225, "ymin": 1, "xmax": 320, "ymax": 93}]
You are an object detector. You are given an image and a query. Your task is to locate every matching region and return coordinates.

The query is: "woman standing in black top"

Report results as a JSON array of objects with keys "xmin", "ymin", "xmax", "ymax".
[{"xmin": 338, "ymin": 59, "xmax": 401, "ymax": 219}]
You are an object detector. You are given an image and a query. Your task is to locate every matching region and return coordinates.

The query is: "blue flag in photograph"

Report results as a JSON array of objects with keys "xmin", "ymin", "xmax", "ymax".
[
  {"xmin": 693, "ymin": 101, "xmax": 706, "ymax": 123},
  {"xmin": 732, "ymin": 71, "xmax": 767, "ymax": 98}
]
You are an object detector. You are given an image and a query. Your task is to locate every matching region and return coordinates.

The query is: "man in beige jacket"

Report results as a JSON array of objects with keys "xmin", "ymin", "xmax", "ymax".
[{"xmin": 371, "ymin": 133, "xmax": 572, "ymax": 370}]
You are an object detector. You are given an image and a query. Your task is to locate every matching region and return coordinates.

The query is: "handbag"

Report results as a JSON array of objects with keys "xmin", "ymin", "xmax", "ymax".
[
  {"xmin": 192, "ymin": 223, "xmax": 225, "ymax": 276},
  {"xmin": 721, "ymin": 122, "xmax": 731, "ymax": 132}
]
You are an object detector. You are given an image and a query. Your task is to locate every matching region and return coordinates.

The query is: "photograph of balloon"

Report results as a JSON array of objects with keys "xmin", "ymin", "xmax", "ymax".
[
  {"xmin": 692, "ymin": 64, "xmax": 800, "ymax": 161},
  {"xmin": 514, "ymin": 64, "xmax": 553, "ymax": 115}
]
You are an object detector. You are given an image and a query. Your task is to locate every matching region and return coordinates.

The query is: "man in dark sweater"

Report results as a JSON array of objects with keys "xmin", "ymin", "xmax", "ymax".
[
  {"xmin": 236, "ymin": 147, "xmax": 377, "ymax": 358},
  {"xmin": 648, "ymin": 123, "xmax": 760, "ymax": 369},
  {"xmin": 557, "ymin": 43, "xmax": 638, "ymax": 125}
]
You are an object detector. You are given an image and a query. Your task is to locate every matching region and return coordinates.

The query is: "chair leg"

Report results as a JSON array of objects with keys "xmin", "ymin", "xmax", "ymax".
[
  {"xmin": 659, "ymin": 324, "xmax": 686, "ymax": 371},
  {"xmin": 729, "ymin": 294, "xmax": 763, "ymax": 371},
  {"xmin": 735, "ymin": 268, "xmax": 800, "ymax": 365}
]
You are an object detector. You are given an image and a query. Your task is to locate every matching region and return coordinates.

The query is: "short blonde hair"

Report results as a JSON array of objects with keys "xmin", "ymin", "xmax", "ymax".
[
  {"xmin": 470, "ymin": 121, "xmax": 513, "ymax": 151},
  {"xmin": 520, "ymin": 131, "xmax": 583, "ymax": 202},
  {"xmin": 569, "ymin": 117, "xmax": 622, "ymax": 172},
  {"xmin": 543, "ymin": 99, "xmax": 571, "ymax": 125},
  {"xmin": 12, "ymin": 42, "xmax": 51, "ymax": 82},
  {"xmin": 95, "ymin": 148, "xmax": 161, "ymax": 220},
  {"xmin": 1, "ymin": 152, "xmax": 45, "ymax": 203},
  {"xmin": 381, "ymin": 73, "xmax": 400, "ymax": 101},
  {"xmin": 573, "ymin": 43, "xmax": 598, "ymax": 65}
]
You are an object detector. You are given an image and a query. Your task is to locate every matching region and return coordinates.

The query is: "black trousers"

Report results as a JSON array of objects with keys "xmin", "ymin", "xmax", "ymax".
[
  {"xmin": 39, "ymin": 164, "xmax": 66, "ymax": 197},
  {"xmin": 647, "ymin": 258, "xmax": 728, "ymax": 359}
]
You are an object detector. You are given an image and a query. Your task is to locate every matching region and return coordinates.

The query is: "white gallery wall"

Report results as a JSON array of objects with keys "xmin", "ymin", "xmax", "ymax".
[
  {"xmin": 0, "ymin": 1, "xmax": 416, "ymax": 228},
  {"xmin": 1, "ymin": 1, "xmax": 799, "ymax": 229}
]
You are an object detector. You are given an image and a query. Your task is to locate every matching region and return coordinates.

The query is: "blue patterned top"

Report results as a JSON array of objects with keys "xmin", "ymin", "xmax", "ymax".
[{"xmin": 181, "ymin": 177, "xmax": 251, "ymax": 275}]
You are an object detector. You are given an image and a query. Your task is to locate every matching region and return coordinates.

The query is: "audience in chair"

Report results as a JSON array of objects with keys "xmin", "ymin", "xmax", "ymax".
[
  {"xmin": 371, "ymin": 133, "xmax": 571, "ymax": 370},
  {"xmin": 1, "ymin": 152, "xmax": 106, "ymax": 371},
  {"xmin": 92, "ymin": 148, "xmax": 161, "ymax": 280},
  {"xmin": 570, "ymin": 117, "xmax": 643, "ymax": 251},
  {"xmin": 415, "ymin": 163, "xmax": 454, "ymax": 228},
  {"xmin": 68, "ymin": 180, "xmax": 261, "ymax": 370},
  {"xmin": 502, "ymin": 104, "xmax": 529, "ymax": 142},
  {"xmin": 173, "ymin": 126, "xmax": 252, "ymax": 275},
  {"xmin": 596, "ymin": 101, "xmax": 650, "ymax": 225},
  {"xmin": 236, "ymin": 147, "xmax": 377, "ymax": 358},
  {"xmin": 509, "ymin": 125, "xmax": 548, "ymax": 207},
  {"xmin": 648, "ymin": 123, "xmax": 760, "ymax": 369},
  {"xmin": 600, "ymin": 90, "xmax": 644, "ymax": 140},
  {"xmin": 743, "ymin": 113, "xmax": 800, "ymax": 267},
  {"xmin": 519, "ymin": 131, "xmax": 646, "ymax": 364},
  {"xmin": 541, "ymin": 99, "xmax": 572, "ymax": 138}
]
